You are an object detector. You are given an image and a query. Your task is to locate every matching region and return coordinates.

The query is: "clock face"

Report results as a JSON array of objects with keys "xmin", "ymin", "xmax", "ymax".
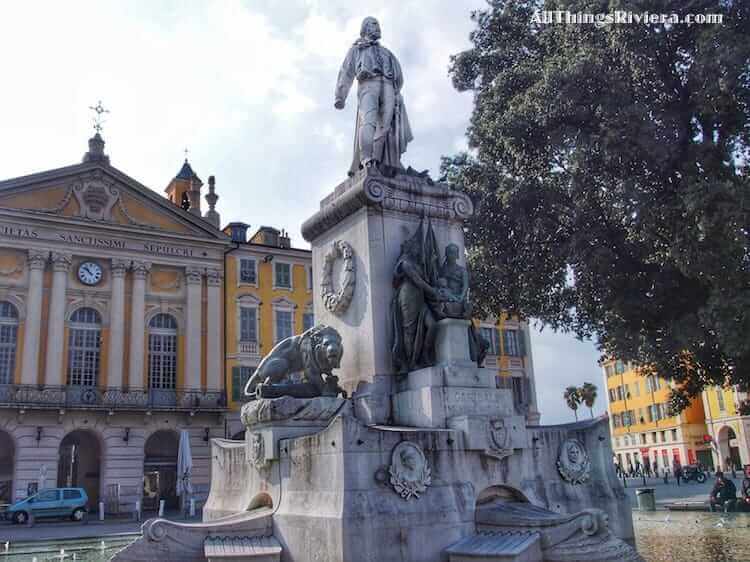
[{"xmin": 78, "ymin": 261, "xmax": 103, "ymax": 286}]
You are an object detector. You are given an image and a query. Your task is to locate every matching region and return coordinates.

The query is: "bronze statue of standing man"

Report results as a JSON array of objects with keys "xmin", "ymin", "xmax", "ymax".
[{"xmin": 335, "ymin": 17, "xmax": 413, "ymax": 176}]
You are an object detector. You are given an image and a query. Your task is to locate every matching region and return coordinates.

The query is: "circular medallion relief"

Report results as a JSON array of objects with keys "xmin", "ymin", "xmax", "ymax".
[
  {"xmin": 388, "ymin": 441, "xmax": 431, "ymax": 500},
  {"xmin": 321, "ymin": 240, "xmax": 356, "ymax": 316},
  {"xmin": 556, "ymin": 438, "xmax": 591, "ymax": 484}
]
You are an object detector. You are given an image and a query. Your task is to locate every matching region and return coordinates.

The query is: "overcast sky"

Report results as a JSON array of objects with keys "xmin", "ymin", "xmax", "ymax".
[{"xmin": 0, "ymin": 0, "xmax": 605, "ymax": 424}]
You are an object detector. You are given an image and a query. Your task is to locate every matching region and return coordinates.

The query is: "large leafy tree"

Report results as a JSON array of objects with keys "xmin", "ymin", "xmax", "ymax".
[{"xmin": 444, "ymin": 0, "xmax": 750, "ymax": 410}]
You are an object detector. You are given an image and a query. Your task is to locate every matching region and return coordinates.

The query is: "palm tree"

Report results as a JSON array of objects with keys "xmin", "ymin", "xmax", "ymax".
[
  {"xmin": 564, "ymin": 386, "xmax": 582, "ymax": 421},
  {"xmin": 580, "ymin": 382, "xmax": 598, "ymax": 418}
]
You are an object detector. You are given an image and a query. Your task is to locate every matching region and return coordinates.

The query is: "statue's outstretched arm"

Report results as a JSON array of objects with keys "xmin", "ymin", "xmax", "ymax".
[{"xmin": 335, "ymin": 47, "xmax": 356, "ymax": 109}]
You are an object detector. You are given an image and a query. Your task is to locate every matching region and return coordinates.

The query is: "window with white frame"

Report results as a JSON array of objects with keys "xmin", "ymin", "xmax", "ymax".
[
  {"xmin": 480, "ymin": 326, "xmax": 500, "ymax": 355},
  {"xmin": 303, "ymin": 312, "xmax": 314, "ymax": 332},
  {"xmin": 275, "ymin": 309, "xmax": 293, "ymax": 342},
  {"xmin": 239, "ymin": 258, "xmax": 257, "ymax": 285},
  {"xmin": 716, "ymin": 388, "xmax": 726, "ymax": 411},
  {"xmin": 274, "ymin": 262, "xmax": 292, "ymax": 289},
  {"xmin": 148, "ymin": 313, "xmax": 177, "ymax": 390},
  {"xmin": 240, "ymin": 307, "xmax": 258, "ymax": 342},
  {"xmin": 67, "ymin": 307, "xmax": 101, "ymax": 387},
  {"xmin": 502, "ymin": 329, "xmax": 520, "ymax": 356},
  {"xmin": 306, "ymin": 266, "xmax": 313, "ymax": 291},
  {"xmin": 0, "ymin": 302, "xmax": 18, "ymax": 385},
  {"xmin": 232, "ymin": 366, "xmax": 256, "ymax": 402}
]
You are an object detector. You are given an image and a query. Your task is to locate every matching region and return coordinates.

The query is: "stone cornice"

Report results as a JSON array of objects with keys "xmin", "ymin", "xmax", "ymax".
[{"xmin": 301, "ymin": 167, "xmax": 473, "ymax": 242}]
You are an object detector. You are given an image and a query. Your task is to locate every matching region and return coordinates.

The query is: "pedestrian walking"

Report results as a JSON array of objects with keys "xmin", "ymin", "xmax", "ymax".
[{"xmin": 673, "ymin": 458, "xmax": 682, "ymax": 486}]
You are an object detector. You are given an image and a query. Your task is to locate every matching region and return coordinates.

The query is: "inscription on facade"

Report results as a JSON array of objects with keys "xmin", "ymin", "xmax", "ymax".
[
  {"xmin": 0, "ymin": 225, "xmax": 39, "ymax": 239},
  {"xmin": 0, "ymin": 223, "xmax": 198, "ymax": 258},
  {"xmin": 444, "ymin": 388, "xmax": 505, "ymax": 417}
]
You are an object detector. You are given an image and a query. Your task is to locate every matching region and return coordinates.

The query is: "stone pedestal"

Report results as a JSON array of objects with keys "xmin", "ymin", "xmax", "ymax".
[
  {"xmin": 435, "ymin": 318, "xmax": 473, "ymax": 365},
  {"xmin": 241, "ymin": 396, "xmax": 347, "ymax": 465},
  {"xmin": 392, "ymin": 362, "xmax": 513, "ymax": 429},
  {"xmin": 301, "ymin": 167, "xmax": 474, "ymax": 424}
]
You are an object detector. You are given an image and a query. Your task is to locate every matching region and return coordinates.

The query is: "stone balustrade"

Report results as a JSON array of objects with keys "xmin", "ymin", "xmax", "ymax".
[{"xmin": 0, "ymin": 384, "xmax": 226, "ymax": 411}]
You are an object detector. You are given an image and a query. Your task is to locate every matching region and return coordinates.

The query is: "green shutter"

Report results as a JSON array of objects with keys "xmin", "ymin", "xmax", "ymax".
[{"xmin": 231, "ymin": 366, "xmax": 241, "ymax": 402}]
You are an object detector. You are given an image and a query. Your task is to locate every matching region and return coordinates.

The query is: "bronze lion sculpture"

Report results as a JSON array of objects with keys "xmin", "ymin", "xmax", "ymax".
[{"xmin": 243, "ymin": 324, "xmax": 346, "ymax": 399}]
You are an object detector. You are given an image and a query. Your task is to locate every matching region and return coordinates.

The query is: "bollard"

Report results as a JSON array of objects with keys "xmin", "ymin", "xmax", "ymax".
[
  {"xmin": 99, "ymin": 501, "xmax": 105, "ymax": 521},
  {"xmin": 663, "ymin": 469, "xmax": 669, "ymax": 484},
  {"xmin": 134, "ymin": 500, "xmax": 141, "ymax": 522},
  {"xmin": 158, "ymin": 499, "xmax": 165, "ymax": 517},
  {"xmin": 642, "ymin": 472, "xmax": 647, "ymax": 487},
  {"xmin": 189, "ymin": 498, "xmax": 196, "ymax": 518},
  {"xmin": 622, "ymin": 473, "xmax": 627, "ymax": 488},
  {"xmin": 636, "ymin": 488, "xmax": 656, "ymax": 511}
]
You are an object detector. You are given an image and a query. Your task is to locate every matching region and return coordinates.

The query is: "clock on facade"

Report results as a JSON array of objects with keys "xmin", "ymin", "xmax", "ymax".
[{"xmin": 77, "ymin": 261, "xmax": 103, "ymax": 285}]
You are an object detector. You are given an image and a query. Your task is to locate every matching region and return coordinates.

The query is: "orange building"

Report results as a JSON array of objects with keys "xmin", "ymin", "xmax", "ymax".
[{"xmin": 601, "ymin": 359, "xmax": 712, "ymax": 472}]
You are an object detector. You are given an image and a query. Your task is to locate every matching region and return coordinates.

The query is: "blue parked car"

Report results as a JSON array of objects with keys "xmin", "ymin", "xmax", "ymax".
[{"xmin": 5, "ymin": 488, "xmax": 88, "ymax": 524}]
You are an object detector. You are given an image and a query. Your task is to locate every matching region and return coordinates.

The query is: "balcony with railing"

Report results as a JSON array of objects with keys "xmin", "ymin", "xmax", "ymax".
[
  {"xmin": 238, "ymin": 340, "xmax": 259, "ymax": 356},
  {"xmin": 0, "ymin": 385, "xmax": 227, "ymax": 412}
]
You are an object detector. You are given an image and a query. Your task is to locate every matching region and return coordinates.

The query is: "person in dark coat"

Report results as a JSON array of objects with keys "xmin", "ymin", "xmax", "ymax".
[{"xmin": 710, "ymin": 471, "xmax": 737, "ymax": 512}]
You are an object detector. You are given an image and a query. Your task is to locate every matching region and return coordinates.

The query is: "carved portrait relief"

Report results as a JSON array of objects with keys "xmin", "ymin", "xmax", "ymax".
[
  {"xmin": 388, "ymin": 441, "xmax": 431, "ymax": 500},
  {"xmin": 247, "ymin": 432, "xmax": 266, "ymax": 469},
  {"xmin": 556, "ymin": 438, "xmax": 591, "ymax": 484}
]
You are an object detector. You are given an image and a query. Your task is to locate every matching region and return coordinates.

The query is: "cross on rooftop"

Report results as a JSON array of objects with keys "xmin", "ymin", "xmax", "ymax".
[{"xmin": 89, "ymin": 101, "xmax": 109, "ymax": 134}]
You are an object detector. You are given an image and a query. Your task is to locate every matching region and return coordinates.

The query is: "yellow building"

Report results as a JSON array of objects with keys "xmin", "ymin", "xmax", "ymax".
[
  {"xmin": 702, "ymin": 385, "xmax": 750, "ymax": 471},
  {"xmin": 479, "ymin": 314, "xmax": 540, "ymax": 424},
  {"xmin": 222, "ymin": 223, "xmax": 314, "ymax": 435},
  {"xmin": 601, "ymin": 359, "xmax": 711, "ymax": 472}
]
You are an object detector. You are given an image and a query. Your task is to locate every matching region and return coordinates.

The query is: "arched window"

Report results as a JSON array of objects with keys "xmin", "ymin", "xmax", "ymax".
[
  {"xmin": 67, "ymin": 308, "xmax": 102, "ymax": 387},
  {"xmin": 148, "ymin": 314, "xmax": 177, "ymax": 390},
  {"xmin": 0, "ymin": 302, "xmax": 18, "ymax": 385}
]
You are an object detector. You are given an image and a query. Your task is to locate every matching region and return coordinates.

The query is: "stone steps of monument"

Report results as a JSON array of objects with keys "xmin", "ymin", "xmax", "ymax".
[{"xmin": 204, "ymin": 535, "xmax": 281, "ymax": 562}]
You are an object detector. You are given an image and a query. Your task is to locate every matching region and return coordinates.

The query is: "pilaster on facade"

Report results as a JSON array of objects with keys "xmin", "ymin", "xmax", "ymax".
[
  {"xmin": 108, "ymin": 259, "xmax": 129, "ymax": 389},
  {"xmin": 206, "ymin": 268, "xmax": 222, "ymax": 392},
  {"xmin": 44, "ymin": 252, "xmax": 72, "ymax": 386},
  {"xmin": 185, "ymin": 266, "xmax": 204, "ymax": 391},
  {"xmin": 128, "ymin": 261, "xmax": 151, "ymax": 390},
  {"xmin": 20, "ymin": 249, "xmax": 48, "ymax": 385}
]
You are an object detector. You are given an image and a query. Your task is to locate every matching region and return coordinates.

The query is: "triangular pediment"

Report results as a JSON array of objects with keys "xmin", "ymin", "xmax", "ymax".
[{"xmin": 0, "ymin": 162, "xmax": 227, "ymax": 240}]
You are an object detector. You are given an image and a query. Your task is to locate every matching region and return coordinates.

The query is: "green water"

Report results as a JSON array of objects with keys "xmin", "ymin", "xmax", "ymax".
[
  {"xmin": 0, "ymin": 535, "xmax": 135, "ymax": 562},
  {"xmin": 634, "ymin": 511, "xmax": 750, "ymax": 562},
  {"xmin": 1, "ymin": 512, "xmax": 749, "ymax": 561}
]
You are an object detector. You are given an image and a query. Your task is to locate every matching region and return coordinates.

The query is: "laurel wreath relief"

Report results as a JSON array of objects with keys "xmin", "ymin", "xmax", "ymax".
[{"xmin": 321, "ymin": 240, "xmax": 356, "ymax": 316}]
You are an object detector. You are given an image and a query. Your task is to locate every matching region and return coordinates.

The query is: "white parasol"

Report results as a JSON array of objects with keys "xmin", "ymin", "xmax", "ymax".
[{"xmin": 176, "ymin": 430, "xmax": 193, "ymax": 497}]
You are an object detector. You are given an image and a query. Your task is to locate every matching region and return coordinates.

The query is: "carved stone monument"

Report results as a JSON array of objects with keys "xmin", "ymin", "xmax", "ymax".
[{"xmin": 113, "ymin": 17, "xmax": 642, "ymax": 562}]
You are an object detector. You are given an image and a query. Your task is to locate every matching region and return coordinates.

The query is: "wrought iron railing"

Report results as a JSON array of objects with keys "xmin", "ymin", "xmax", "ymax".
[
  {"xmin": 238, "ymin": 341, "xmax": 259, "ymax": 355},
  {"xmin": 0, "ymin": 384, "xmax": 227, "ymax": 411}
]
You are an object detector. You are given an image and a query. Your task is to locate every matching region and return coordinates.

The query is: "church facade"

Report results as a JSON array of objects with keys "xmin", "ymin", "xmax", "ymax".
[{"xmin": 0, "ymin": 135, "xmax": 229, "ymax": 512}]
